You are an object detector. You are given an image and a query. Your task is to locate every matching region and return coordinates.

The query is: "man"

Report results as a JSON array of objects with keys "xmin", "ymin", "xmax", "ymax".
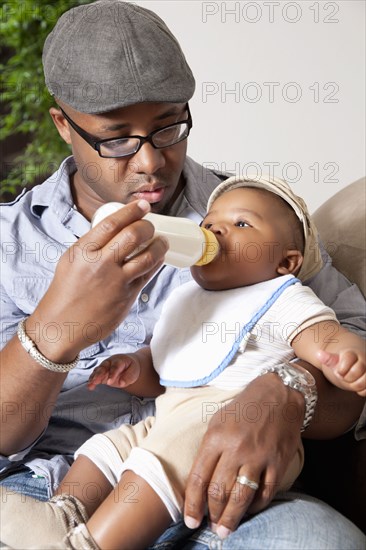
[{"xmin": 0, "ymin": 1, "xmax": 365, "ymax": 548}]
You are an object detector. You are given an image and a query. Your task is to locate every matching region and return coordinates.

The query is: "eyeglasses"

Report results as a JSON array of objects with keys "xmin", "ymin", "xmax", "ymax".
[{"xmin": 60, "ymin": 105, "xmax": 192, "ymax": 158}]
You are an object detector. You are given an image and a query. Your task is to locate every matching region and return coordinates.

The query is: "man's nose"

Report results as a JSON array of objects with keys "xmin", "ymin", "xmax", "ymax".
[{"xmin": 130, "ymin": 142, "xmax": 166, "ymax": 174}]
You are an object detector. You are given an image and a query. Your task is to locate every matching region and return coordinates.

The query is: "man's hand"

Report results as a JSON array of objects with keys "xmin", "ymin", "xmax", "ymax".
[
  {"xmin": 184, "ymin": 373, "xmax": 304, "ymax": 539},
  {"xmin": 88, "ymin": 354, "xmax": 140, "ymax": 391},
  {"xmin": 26, "ymin": 199, "xmax": 168, "ymax": 363}
]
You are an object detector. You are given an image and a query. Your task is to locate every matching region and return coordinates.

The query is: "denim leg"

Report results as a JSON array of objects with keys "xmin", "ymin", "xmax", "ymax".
[
  {"xmin": 0, "ymin": 469, "xmax": 49, "ymax": 501},
  {"xmin": 1, "ymin": 476, "xmax": 364, "ymax": 549},
  {"xmin": 151, "ymin": 492, "xmax": 366, "ymax": 550},
  {"xmin": 149, "ymin": 519, "xmax": 200, "ymax": 549}
]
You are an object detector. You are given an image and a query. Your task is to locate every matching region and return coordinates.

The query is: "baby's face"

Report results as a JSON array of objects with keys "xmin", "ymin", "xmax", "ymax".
[{"xmin": 191, "ymin": 187, "xmax": 297, "ymax": 290}]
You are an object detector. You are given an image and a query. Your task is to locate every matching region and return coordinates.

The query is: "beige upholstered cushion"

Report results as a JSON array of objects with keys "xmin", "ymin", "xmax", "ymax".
[{"xmin": 312, "ymin": 178, "xmax": 366, "ymax": 298}]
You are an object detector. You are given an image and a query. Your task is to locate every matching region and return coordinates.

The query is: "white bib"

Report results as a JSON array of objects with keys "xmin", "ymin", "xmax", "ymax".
[{"xmin": 152, "ymin": 274, "xmax": 298, "ymax": 387}]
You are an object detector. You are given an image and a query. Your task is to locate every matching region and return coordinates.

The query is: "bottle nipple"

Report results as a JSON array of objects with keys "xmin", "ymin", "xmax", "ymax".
[{"xmin": 195, "ymin": 228, "xmax": 220, "ymax": 266}]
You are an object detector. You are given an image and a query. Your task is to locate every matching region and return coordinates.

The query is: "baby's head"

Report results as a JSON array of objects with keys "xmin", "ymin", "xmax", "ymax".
[{"xmin": 191, "ymin": 175, "xmax": 322, "ymax": 291}]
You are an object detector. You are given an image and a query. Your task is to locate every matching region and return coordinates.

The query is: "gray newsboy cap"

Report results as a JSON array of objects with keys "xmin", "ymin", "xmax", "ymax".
[{"xmin": 42, "ymin": 0, "xmax": 195, "ymax": 114}]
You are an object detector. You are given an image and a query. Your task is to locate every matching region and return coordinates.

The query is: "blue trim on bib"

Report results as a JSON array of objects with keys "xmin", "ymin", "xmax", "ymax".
[{"xmin": 160, "ymin": 277, "xmax": 300, "ymax": 388}]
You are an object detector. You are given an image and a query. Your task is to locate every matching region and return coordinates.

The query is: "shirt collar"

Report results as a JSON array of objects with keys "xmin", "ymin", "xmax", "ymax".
[
  {"xmin": 30, "ymin": 156, "xmax": 76, "ymax": 219},
  {"xmin": 182, "ymin": 156, "xmax": 227, "ymax": 217},
  {"xmin": 30, "ymin": 156, "xmax": 90, "ymax": 238}
]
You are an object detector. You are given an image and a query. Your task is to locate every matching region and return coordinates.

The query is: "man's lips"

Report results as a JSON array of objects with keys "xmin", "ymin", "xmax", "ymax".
[{"xmin": 132, "ymin": 187, "xmax": 166, "ymax": 203}]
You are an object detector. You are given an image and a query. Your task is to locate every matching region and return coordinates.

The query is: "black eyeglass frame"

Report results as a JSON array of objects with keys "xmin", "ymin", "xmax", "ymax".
[{"xmin": 60, "ymin": 105, "xmax": 192, "ymax": 158}]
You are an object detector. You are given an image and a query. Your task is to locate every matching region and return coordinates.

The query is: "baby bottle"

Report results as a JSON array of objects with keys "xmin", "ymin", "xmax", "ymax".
[{"xmin": 91, "ymin": 202, "xmax": 219, "ymax": 268}]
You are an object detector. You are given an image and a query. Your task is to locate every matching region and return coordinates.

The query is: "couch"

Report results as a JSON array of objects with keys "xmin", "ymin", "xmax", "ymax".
[{"xmin": 300, "ymin": 177, "xmax": 366, "ymax": 533}]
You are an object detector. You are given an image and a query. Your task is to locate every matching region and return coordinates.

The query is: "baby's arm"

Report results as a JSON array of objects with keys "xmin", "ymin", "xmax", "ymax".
[
  {"xmin": 87, "ymin": 347, "xmax": 164, "ymax": 397},
  {"xmin": 291, "ymin": 321, "xmax": 366, "ymax": 396}
]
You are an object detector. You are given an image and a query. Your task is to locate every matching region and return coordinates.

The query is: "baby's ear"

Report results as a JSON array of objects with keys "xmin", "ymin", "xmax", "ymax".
[{"xmin": 277, "ymin": 249, "xmax": 303, "ymax": 276}]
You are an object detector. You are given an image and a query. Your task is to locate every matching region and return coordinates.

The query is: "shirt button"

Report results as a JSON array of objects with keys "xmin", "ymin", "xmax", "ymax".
[{"xmin": 141, "ymin": 293, "xmax": 149, "ymax": 303}]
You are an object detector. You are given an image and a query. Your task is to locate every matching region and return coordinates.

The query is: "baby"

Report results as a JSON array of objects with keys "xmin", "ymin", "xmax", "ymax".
[{"xmin": 1, "ymin": 175, "xmax": 365, "ymax": 550}]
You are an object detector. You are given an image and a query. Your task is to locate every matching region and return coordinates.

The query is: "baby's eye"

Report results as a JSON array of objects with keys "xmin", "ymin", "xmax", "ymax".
[
  {"xmin": 203, "ymin": 222, "xmax": 213, "ymax": 229},
  {"xmin": 235, "ymin": 220, "xmax": 250, "ymax": 228}
]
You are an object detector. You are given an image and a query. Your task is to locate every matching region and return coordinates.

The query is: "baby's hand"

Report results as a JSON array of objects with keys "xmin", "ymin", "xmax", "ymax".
[
  {"xmin": 317, "ymin": 349, "xmax": 366, "ymax": 396},
  {"xmin": 87, "ymin": 354, "xmax": 140, "ymax": 391}
]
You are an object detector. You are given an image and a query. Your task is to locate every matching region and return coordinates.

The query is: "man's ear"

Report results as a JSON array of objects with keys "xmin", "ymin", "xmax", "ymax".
[
  {"xmin": 49, "ymin": 107, "xmax": 72, "ymax": 145},
  {"xmin": 277, "ymin": 249, "xmax": 303, "ymax": 275}
]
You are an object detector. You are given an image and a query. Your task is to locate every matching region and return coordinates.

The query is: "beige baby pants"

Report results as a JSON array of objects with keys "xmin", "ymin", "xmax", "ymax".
[{"xmin": 77, "ymin": 385, "xmax": 304, "ymax": 520}]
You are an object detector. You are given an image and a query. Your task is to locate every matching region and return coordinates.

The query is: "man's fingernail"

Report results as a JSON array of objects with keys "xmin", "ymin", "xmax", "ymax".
[
  {"xmin": 137, "ymin": 199, "xmax": 151, "ymax": 212},
  {"xmin": 184, "ymin": 516, "xmax": 200, "ymax": 529},
  {"xmin": 209, "ymin": 522, "xmax": 218, "ymax": 533},
  {"xmin": 216, "ymin": 525, "xmax": 232, "ymax": 539}
]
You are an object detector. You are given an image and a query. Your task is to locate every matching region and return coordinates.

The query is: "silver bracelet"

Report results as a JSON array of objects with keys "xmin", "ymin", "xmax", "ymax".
[{"xmin": 17, "ymin": 318, "xmax": 80, "ymax": 373}]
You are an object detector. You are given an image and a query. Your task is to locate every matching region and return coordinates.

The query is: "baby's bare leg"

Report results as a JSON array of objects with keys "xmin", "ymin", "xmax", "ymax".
[
  {"xmin": 87, "ymin": 470, "xmax": 171, "ymax": 549},
  {"xmin": 55, "ymin": 454, "xmax": 112, "ymax": 517}
]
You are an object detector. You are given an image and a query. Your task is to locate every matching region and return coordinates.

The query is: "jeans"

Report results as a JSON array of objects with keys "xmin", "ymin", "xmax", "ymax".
[
  {"xmin": 1, "ymin": 472, "xmax": 365, "ymax": 549},
  {"xmin": 0, "ymin": 468, "xmax": 49, "ymax": 501}
]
